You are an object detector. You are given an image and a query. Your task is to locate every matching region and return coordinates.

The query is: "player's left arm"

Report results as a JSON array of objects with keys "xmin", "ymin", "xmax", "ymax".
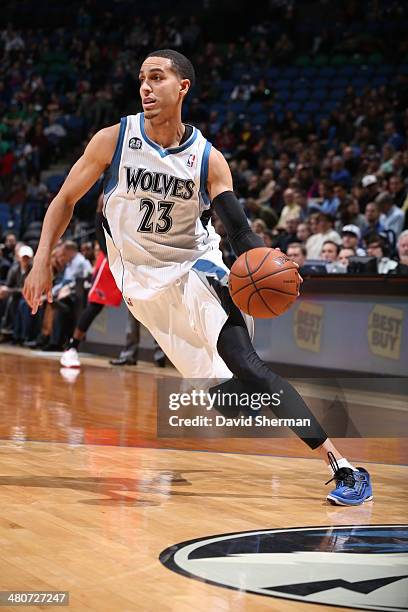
[{"xmin": 207, "ymin": 147, "xmax": 264, "ymax": 256}]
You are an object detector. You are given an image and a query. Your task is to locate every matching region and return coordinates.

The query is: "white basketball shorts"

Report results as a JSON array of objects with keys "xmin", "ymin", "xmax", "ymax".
[{"xmin": 125, "ymin": 257, "xmax": 254, "ymax": 380}]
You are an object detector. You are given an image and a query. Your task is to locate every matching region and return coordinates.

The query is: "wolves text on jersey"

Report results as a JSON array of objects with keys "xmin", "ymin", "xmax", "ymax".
[{"xmin": 125, "ymin": 166, "xmax": 195, "ymax": 200}]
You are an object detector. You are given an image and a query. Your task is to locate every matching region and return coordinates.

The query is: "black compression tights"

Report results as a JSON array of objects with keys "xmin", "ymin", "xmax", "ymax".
[
  {"xmin": 77, "ymin": 302, "xmax": 104, "ymax": 334},
  {"xmin": 216, "ymin": 313, "xmax": 327, "ymax": 450}
]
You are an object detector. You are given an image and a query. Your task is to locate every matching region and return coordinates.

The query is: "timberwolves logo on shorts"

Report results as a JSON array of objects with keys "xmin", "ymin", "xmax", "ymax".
[
  {"xmin": 160, "ymin": 525, "xmax": 408, "ymax": 611},
  {"xmin": 129, "ymin": 137, "xmax": 142, "ymax": 150}
]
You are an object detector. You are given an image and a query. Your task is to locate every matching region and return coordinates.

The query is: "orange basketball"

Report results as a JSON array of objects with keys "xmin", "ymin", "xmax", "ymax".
[{"xmin": 229, "ymin": 247, "xmax": 301, "ymax": 318}]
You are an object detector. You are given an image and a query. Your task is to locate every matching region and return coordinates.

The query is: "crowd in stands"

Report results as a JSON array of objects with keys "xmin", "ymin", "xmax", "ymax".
[{"xmin": 1, "ymin": 0, "xmax": 408, "ymax": 347}]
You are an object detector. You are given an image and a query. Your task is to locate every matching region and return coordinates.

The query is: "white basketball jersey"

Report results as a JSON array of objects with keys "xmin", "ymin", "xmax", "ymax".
[{"xmin": 103, "ymin": 113, "xmax": 224, "ymax": 300}]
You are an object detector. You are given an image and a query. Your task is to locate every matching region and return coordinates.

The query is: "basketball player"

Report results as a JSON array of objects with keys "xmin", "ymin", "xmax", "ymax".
[{"xmin": 23, "ymin": 50, "xmax": 372, "ymax": 506}]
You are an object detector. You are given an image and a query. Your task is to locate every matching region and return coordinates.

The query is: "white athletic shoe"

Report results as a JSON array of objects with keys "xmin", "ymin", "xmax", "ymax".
[{"xmin": 60, "ymin": 347, "xmax": 81, "ymax": 368}]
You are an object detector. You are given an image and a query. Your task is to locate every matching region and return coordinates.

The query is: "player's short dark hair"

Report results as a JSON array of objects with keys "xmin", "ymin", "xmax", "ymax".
[{"xmin": 146, "ymin": 49, "xmax": 195, "ymax": 88}]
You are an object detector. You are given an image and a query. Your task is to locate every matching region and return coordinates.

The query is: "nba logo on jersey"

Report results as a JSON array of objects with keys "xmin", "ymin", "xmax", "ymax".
[
  {"xmin": 129, "ymin": 137, "xmax": 142, "ymax": 150},
  {"xmin": 187, "ymin": 154, "xmax": 196, "ymax": 167}
]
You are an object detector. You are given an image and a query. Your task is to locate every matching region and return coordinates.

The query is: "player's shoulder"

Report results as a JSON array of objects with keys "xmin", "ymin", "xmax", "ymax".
[
  {"xmin": 93, "ymin": 123, "xmax": 121, "ymax": 148},
  {"xmin": 208, "ymin": 145, "xmax": 230, "ymax": 178},
  {"xmin": 85, "ymin": 123, "xmax": 121, "ymax": 165}
]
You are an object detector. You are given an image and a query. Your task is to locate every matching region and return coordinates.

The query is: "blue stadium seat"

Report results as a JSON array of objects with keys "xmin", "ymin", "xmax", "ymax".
[
  {"xmin": 320, "ymin": 67, "xmax": 337, "ymax": 78},
  {"xmin": 46, "ymin": 174, "xmax": 66, "ymax": 193},
  {"xmin": 322, "ymin": 100, "xmax": 338, "ymax": 112},
  {"xmin": 310, "ymin": 89, "xmax": 327, "ymax": 100},
  {"xmin": 351, "ymin": 77, "xmax": 369, "ymax": 88},
  {"xmin": 292, "ymin": 89, "xmax": 309, "ymax": 100},
  {"xmin": 229, "ymin": 101, "xmax": 246, "ymax": 113},
  {"xmin": 286, "ymin": 101, "xmax": 301, "ymax": 112},
  {"xmin": 337, "ymin": 65, "xmax": 355, "ymax": 77},
  {"xmin": 315, "ymin": 113, "xmax": 329, "ymax": 124},
  {"xmin": 328, "ymin": 88, "xmax": 346, "ymax": 100},
  {"xmin": 248, "ymin": 102, "xmax": 264, "ymax": 114},
  {"xmin": 253, "ymin": 114, "xmax": 267, "ymax": 126},
  {"xmin": 23, "ymin": 201, "xmax": 45, "ymax": 226},
  {"xmin": 212, "ymin": 103, "xmax": 227, "ymax": 114},
  {"xmin": 275, "ymin": 79, "xmax": 291, "ymax": 90},
  {"xmin": 220, "ymin": 80, "xmax": 234, "ymax": 93},
  {"xmin": 314, "ymin": 78, "xmax": 329, "ymax": 89},
  {"xmin": 331, "ymin": 78, "xmax": 349, "ymax": 88},
  {"xmin": 372, "ymin": 76, "xmax": 388, "ymax": 87},
  {"xmin": 376, "ymin": 64, "xmax": 394, "ymax": 75},
  {"xmin": 302, "ymin": 66, "xmax": 317, "ymax": 77},
  {"xmin": 272, "ymin": 103, "xmax": 284, "ymax": 112},
  {"xmin": 0, "ymin": 203, "xmax": 11, "ymax": 231},
  {"xmin": 280, "ymin": 67, "xmax": 299, "ymax": 79},
  {"xmin": 296, "ymin": 113, "xmax": 310, "ymax": 124},
  {"xmin": 266, "ymin": 67, "xmax": 280, "ymax": 79},
  {"xmin": 276, "ymin": 90, "xmax": 291, "ymax": 101},
  {"xmin": 65, "ymin": 115, "xmax": 84, "ymax": 133},
  {"xmin": 304, "ymin": 101, "xmax": 320, "ymax": 112}
]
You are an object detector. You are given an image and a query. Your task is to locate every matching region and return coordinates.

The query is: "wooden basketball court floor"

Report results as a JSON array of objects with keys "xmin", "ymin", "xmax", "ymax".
[{"xmin": 0, "ymin": 347, "xmax": 406, "ymax": 611}]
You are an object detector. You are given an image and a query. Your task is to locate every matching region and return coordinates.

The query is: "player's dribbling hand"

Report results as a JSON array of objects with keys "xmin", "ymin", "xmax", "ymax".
[
  {"xmin": 23, "ymin": 261, "xmax": 53, "ymax": 314},
  {"xmin": 274, "ymin": 246, "xmax": 303, "ymax": 288}
]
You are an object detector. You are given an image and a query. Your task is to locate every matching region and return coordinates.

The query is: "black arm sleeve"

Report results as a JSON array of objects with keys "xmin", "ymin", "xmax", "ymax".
[
  {"xmin": 212, "ymin": 190, "xmax": 264, "ymax": 256},
  {"xmin": 95, "ymin": 211, "xmax": 107, "ymax": 256}
]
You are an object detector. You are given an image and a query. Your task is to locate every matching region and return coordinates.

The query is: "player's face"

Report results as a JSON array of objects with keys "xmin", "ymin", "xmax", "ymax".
[{"xmin": 139, "ymin": 57, "xmax": 187, "ymax": 119}]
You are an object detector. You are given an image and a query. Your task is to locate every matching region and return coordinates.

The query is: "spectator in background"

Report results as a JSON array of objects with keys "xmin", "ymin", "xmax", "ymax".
[
  {"xmin": 319, "ymin": 181, "xmax": 340, "ymax": 217},
  {"xmin": 383, "ymin": 121, "xmax": 404, "ymax": 151},
  {"xmin": 2, "ymin": 232, "xmax": 17, "ymax": 264},
  {"xmin": 388, "ymin": 174, "xmax": 407, "ymax": 208},
  {"xmin": 245, "ymin": 197, "xmax": 277, "ymax": 229},
  {"xmin": 359, "ymin": 175, "xmax": 380, "ymax": 210},
  {"xmin": 0, "ymin": 245, "xmax": 11, "ymax": 281},
  {"xmin": 341, "ymin": 225, "xmax": 366, "ymax": 256},
  {"xmin": 293, "ymin": 189, "xmax": 309, "ymax": 222},
  {"xmin": 335, "ymin": 196, "xmax": 366, "ymax": 233},
  {"xmin": 306, "ymin": 213, "xmax": 341, "ymax": 259},
  {"xmin": 256, "ymin": 168, "xmax": 277, "ymax": 207},
  {"xmin": 338, "ymin": 247, "xmax": 356, "ymax": 268},
  {"xmin": 376, "ymin": 191, "xmax": 404, "ymax": 239},
  {"xmin": 0, "ymin": 245, "xmax": 40, "ymax": 343},
  {"xmin": 296, "ymin": 222, "xmax": 311, "ymax": 244},
  {"xmin": 363, "ymin": 201, "xmax": 384, "ymax": 237},
  {"xmin": 286, "ymin": 242, "xmax": 306, "ymax": 268},
  {"xmin": 251, "ymin": 218, "xmax": 267, "ymax": 236},
  {"xmin": 366, "ymin": 233, "xmax": 398, "ymax": 274},
  {"xmin": 396, "ymin": 230, "xmax": 408, "ymax": 268},
  {"xmin": 277, "ymin": 188, "xmax": 301, "ymax": 228},
  {"xmin": 45, "ymin": 240, "xmax": 93, "ymax": 351},
  {"xmin": 320, "ymin": 240, "xmax": 341, "ymax": 263},
  {"xmin": 80, "ymin": 241, "xmax": 95, "ymax": 264},
  {"xmin": 333, "ymin": 184, "xmax": 348, "ymax": 211},
  {"xmin": 330, "ymin": 156, "xmax": 351, "ymax": 190},
  {"xmin": 273, "ymin": 217, "xmax": 299, "ymax": 251}
]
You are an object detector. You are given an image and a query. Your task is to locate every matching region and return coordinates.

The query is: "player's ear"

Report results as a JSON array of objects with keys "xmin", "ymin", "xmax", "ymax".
[{"xmin": 179, "ymin": 79, "xmax": 190, "ymax": 98}]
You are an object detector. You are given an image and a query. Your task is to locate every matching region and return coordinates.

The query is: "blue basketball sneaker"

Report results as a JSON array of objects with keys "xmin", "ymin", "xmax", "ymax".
[{"xmin": 325, "ymin": 453, "xmax": 373, "ymax": 506}]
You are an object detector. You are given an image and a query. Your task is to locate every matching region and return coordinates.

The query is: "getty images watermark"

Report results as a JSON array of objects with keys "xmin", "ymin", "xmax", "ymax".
[{"xmin": 157, "ymin": 379, "xmax": 313, "ymax": 438}]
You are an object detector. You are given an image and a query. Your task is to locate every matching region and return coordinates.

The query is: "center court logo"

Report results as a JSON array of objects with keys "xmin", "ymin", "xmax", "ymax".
[{"xmin": 160, "ymin": 525, "xmax": 408, "ymax": 611}]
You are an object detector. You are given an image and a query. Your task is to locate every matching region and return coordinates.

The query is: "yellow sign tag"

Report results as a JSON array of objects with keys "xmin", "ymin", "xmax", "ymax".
[
  {"xmin": 368, "ymin": 305, "xmax": 404, "ymax": 360},
  {"xmin": 294, "ymin": 302, "xmax": 324, "ymax": 353}
]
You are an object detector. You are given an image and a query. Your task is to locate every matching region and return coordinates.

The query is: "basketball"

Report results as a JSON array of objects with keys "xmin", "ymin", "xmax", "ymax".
[{"xmin": 229, "ymin": 247, "xmax": 301, "ymax": 318}]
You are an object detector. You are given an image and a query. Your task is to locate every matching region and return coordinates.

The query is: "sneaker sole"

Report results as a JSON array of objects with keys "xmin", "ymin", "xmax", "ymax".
[
  {"xmin": 60, "ymin": 362, "xmax": 81, "ymax": 368},
  {"xmin": 327, "ymin": 494, "xmax": 373, "ymax": 506}
]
